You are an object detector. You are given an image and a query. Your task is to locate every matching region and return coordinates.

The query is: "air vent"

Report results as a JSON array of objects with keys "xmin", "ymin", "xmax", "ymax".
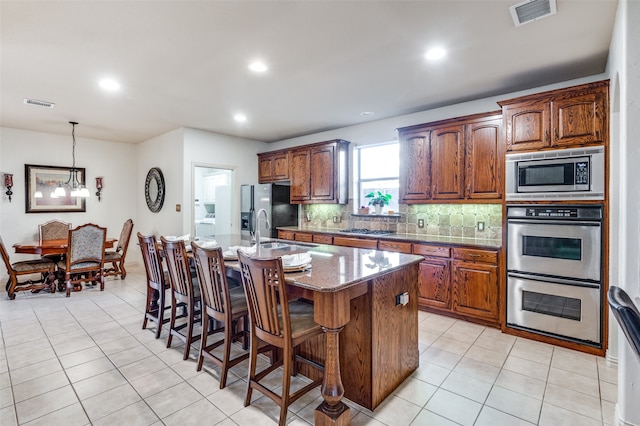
[
  {"xmin": 23, "ymin": 98, "xmax": 55, "ymax": 108},
  {"xmin": 510, "ymin": 0, "xmax": 557, "ymax": 27}
]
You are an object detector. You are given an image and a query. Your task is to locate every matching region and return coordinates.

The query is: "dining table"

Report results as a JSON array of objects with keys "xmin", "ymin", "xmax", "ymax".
[
  {"xmin": 13, "ymin": 237, "xmax": 117, "ymax": 255},
  {"xmin": 209, "ymin": 234, "xmax": 423, "ymax": 426}
]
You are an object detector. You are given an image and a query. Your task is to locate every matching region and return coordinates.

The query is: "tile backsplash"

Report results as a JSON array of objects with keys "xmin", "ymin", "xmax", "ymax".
[{"xmin": 300, "ymin": 201, "xmax": 502, "ymax": 240}]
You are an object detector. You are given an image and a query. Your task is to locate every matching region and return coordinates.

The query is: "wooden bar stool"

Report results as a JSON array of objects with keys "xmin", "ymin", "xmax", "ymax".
[
  {"xmin": 138, "ymin": 232, "xmax": 171, "ymax": 338},
  {"xmin": 237, "ymin": 251, "xmax": 324, "ymax": 426},
  {"xmin": 161, "ymin": 236, "xmax": 202, "ymax": 360},
  {"xmin": 192, "ymin": 242, "xmax": 251, "ymax": 388}
]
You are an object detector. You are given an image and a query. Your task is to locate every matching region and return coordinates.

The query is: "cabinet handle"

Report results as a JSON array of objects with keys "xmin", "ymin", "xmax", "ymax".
[
  {"xmin": 468, "ymin": 254, "xmax": 481, "ymax": 257},
  {"xmin": 554, "ymin": 128, "xmax": 559, "ymax": 140},
  {"xmin": 545, "ymin": 130, "xmax": 550, "ymax": 142}
]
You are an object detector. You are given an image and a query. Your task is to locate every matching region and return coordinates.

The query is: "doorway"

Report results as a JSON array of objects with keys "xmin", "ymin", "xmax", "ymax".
[{"xmin": 193, "ymin": 165, "xmax": 233, "ymax": 240}]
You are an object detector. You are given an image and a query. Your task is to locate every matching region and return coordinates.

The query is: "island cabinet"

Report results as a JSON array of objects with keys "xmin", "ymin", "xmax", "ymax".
[
  {"xmin": 257, "ymin": 149, "xmax": 289, "ymax": 183},
  {"xmin": 499, "ymin": 80, "xmax": 609, "ymax": 152},
  {"xmin": 398, "ymin": 111, "xmax": 503, "ymax": 203},
  {"xmin": 413, "ymin": 243, "xmax": 500, "ymax": 326},
  {"xmin": 290, "ymin": 139, "xmax": 350, "ymax": 204}
]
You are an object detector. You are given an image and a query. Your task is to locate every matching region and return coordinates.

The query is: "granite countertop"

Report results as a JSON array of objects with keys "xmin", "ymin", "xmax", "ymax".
[
  {"xmin": 277, "ymin": 226, "xmax": 502, "ymax": 249},
  {"xmin": 204, "ymin": 234, "xmax": 424, "ymax": 293}
]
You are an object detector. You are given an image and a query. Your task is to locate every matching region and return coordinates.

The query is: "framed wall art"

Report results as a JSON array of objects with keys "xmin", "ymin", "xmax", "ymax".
[{"xmin": 25, "ymin": 164, "xmax": 87, "ymax": 213}]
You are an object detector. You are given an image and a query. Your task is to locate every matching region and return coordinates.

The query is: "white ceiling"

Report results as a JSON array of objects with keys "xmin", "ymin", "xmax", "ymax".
[{"xmin": 0, "ymin": 0, "xmax": 618, "ymax": 144}]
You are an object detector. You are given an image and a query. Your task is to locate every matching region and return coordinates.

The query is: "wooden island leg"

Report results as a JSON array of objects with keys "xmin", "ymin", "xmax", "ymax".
[{"xmin": 315, "ymin": 326, "xmax": 350, "ymax": 426}]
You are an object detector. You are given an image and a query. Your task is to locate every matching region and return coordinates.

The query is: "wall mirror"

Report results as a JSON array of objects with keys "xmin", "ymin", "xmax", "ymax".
[{"xmin": 145, "ymin": 167, "xmax": 165, "ymax": 212}]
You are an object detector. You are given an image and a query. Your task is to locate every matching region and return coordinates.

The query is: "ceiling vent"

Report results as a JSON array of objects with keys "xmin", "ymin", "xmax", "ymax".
[
  {"xmin": 23, "ymin": 98, "xmax": 55, "ymax": 108},
  {"xmin": 510, "ymin": 0, "xmax": 557, "ymax": 27}
]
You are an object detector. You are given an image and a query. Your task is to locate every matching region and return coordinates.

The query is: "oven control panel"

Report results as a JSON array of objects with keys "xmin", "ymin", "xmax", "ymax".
[
  {"xmin": 507, "ymin": 205, "xmax": 603, "ymax": 220},
  {"xmin": 525, "ymin": 208, "xmax": 578, "ymax": 218}
]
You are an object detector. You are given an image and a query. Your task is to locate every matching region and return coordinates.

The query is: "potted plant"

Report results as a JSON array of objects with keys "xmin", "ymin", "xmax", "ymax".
[{"xmin": 365, "ymin": 191, "xmax": 392, "ymax": 214}]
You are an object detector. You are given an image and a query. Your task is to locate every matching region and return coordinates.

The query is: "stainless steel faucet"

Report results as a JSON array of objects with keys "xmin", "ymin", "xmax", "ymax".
[{"xmin": 255, "ymin": 208, "xmax": 270, "ymax": 255}]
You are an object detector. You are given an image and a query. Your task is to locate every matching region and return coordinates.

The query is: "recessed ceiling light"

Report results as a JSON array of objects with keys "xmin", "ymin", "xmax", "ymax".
[
  {"xmin": 425, "ymin": 47, "xmax": 446, "ymax": 61},
  {"xmin": 361, "ymin": 111, "xmax": 375, "ymax": 116},
  {"xmin": 99, "ymin": 78, "xmax": 120, "ymax": 91},
  {"xmin": 248, "ymin": 61, "xmax": 268, "ymax": 73},
  {"xmin": 234, "ymin": 113, "xmax": 247, "ymax": 123}
]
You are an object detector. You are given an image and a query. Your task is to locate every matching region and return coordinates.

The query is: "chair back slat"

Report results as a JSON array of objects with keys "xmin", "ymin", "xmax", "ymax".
[
  {"xmin": 161, "ymin": 237, "xmax": 194, "ymax": 300},
  {"xmin": 192, "ymin": 243, "xmax": 228, "ymax": 315},
  {"xmin": 238, "ymin": 252, "xmax": 290, "ymax": 339},
  {"xmin": 137, "ymin": 232, "xmax": 165, "ymax": 290},
  {"xmin": 39, "ymin": 220, "xmax": 71, "ymax": 242},
  {"xmin": 68, "ymin": 224, "xmax": 106, "ymax": 265}
]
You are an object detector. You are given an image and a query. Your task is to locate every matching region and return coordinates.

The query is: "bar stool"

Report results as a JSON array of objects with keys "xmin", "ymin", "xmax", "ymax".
[
  {"xmin": 192, "ymin": 242, "xmax": 251, "ymax": 388},
  {"xmin": 138, "ymin": 232, "xmax": 171, "ymax": 338},
  {"xmin": 237, "ymin": 251, "xmax": 324, "ymax": 426},
  {"xmin": 161, "ymin": 236, "xmax": 202, "ymax": 360}
]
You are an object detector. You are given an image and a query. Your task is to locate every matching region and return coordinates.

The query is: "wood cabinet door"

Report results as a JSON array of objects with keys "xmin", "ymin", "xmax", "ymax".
[
  {"xmin": 465, "ymin": 117, "xmax": 503, "ymax": 199},
  {"xmin": 431, "ymin": 125, "xmax": 465, "ymax": 200},
  {"xmin": 309, "ymin": 144, "xmax": 336, "ymax": 201},
  {"xmin": 552, "ymin": 90, "xmax": 606, "ymax": 148},
  {"xmin": 271, "ymin": 152, "xmax": 290, "ymax": 181},
  {"xmin": 258, "ymin": 155, "xmax": 273, "ymax": 183},
  {"xmin": 504, "ymin": 101, "xmax": 551, "ymax": 152},
  {"xmin": 418, "ymin": 258, "xmax": 451, "ymax": 310},
  {"xmin": 399, "ymin": 130, "xmax": 431, "ymax": 202},
  {"xmin": 290, "ymin": 148, "xmax": 311, "ymax": 202},
  {"xmin": 452, "ymin": 260, "xmax": 498, "ymax": 321}
]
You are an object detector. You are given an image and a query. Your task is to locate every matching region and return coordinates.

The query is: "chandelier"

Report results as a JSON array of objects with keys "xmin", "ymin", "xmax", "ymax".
[{"xmin": 35, "ymin": 121, "xmax": 90, "ymax": 199}]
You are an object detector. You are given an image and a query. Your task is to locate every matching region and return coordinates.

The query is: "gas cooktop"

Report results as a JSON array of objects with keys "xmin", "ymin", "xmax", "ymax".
[{"xmin": 340, "ymin": 229, "xmax": 395, "ymax": 235}]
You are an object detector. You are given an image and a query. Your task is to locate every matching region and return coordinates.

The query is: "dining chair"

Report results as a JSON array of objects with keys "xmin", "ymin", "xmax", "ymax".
[
  {"xmin": 104, "ymin": 218, "xmax": 134, "ymax": 279},
  {"xmin": 192, "ymin": 242, "xmax": 252, "ymax": 388},
  {"xmin": 138, "ymin": 232, "xmax": 171, "ymax": 338},
  {"xmin": 38, "ymin": 219, "xmax": 71, "ymax": 264},
  {"xmin": 57, "ymin": 223, "xmax": 106, "ymax": 297},
  {"xmin": 1, "ymin": 236, "xmax": 56, "ymax": 300},
  {"xmin": 39, "ymin": 219, "xmax": 71, "ymax": 241},
  {"xmin": 237, "ymin": 251, "xmax": 324, "ymax": 426},
  {"xmin": 161, "ymin": 236, "xmax": 203, "ymax": 360}
]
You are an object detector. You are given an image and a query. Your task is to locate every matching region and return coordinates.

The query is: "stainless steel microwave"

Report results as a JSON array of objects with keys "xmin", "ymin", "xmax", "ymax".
[{"xmin": 506, "ymin": 146, "xmax": 605, "ymax": 201}]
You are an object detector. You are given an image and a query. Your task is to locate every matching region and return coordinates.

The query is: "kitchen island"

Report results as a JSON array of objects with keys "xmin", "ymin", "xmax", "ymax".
[{"xmin": 209, "ymin": 235, "xmax": 423, "ymax": 426}]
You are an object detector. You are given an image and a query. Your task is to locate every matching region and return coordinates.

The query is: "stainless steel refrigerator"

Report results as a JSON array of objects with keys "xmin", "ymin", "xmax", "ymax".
[{"xmin": 240, "ymin": 184, "xmax": 299, "ymax": 239}]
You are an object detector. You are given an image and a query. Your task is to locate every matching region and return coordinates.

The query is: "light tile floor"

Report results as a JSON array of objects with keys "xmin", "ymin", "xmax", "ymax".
[{"xmin": 0, "ymin": 264, "xmax": 617, "ymax": 425}]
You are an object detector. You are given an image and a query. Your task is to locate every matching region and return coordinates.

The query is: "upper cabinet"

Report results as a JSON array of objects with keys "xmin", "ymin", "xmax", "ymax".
[
  {"xmin": 258, "ymin": 150, "xmax": 290, "ymax": 183},
  {"xmin": 260, "ymin": 139, "xmax": 350, "ymax": 204},
  {"xmin": 499, "ymin": 80, "xmax": 609, "ymax": 152},
  {"xmin": 398, "ymin": 112, "xmax": 503, "ymax": 204}
]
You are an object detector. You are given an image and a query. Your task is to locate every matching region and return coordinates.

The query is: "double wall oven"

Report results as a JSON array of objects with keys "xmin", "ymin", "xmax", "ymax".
[{"xmin": 506, "ymin": 205, "xmax": 603, "ymax": 347}]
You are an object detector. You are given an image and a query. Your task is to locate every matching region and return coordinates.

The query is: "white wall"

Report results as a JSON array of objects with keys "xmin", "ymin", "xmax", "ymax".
[
  {"xmin": 182, "ymin": 127, "xmax": 266, "ymax": 237},
  {"xmin": 267, "ymin": 74, "xmax": 608, "ymax": 151},
  {"xmin": 0, "ymin": 127, "xmax": 137, "ymax": 276},
  {"xmin": 135, "ymin": 127, "xmax": 184, "ymax": 244},
  {"xmin": 607, "ymin": 1, "xmax": 640, "ymax": 424}
]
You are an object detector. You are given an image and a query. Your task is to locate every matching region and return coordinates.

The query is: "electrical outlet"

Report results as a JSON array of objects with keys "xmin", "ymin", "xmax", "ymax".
[
  {"xmin": 477, "ymin": 221, "xmax": 485, "ymax": 232},
  {"xmin": 333, "ymin": 215, "xmax": 340, "ymax": 223},
  {"xmin": 418, "ymin": 219, "xmax": 424, "ymax": 228}
]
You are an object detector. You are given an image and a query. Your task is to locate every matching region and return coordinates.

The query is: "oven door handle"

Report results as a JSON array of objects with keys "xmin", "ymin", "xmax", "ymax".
[
  {"xmin": 507, "ymin": 272, "xmax": 601, "ymax": 289},
  {"xmin": 507, "ymin": 218, "xmax": 602, "ymax": 227}
]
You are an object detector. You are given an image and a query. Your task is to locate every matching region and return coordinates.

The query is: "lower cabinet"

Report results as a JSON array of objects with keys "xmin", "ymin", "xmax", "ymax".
[
  {"xmin": 278, "ymin": 230, "xmax": 501, "ymax": 327},
  {"xmin": 415, "ymin": 244, "xmax": 500, "ymax": 326},
  {"xmin": 418, "ymin": 257, "xmax": 451, "ymax": 310}
]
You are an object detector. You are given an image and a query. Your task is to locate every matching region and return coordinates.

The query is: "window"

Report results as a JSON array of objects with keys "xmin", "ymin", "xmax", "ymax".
[{"xmin": 356, "ymin": 142, "xmax": 399, "ymax": 212}]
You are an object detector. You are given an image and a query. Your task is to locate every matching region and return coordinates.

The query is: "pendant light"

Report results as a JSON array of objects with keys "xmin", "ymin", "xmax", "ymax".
[{"xmin": 54, "ymin": 121, "xmax": 90, "ymax": 198}]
